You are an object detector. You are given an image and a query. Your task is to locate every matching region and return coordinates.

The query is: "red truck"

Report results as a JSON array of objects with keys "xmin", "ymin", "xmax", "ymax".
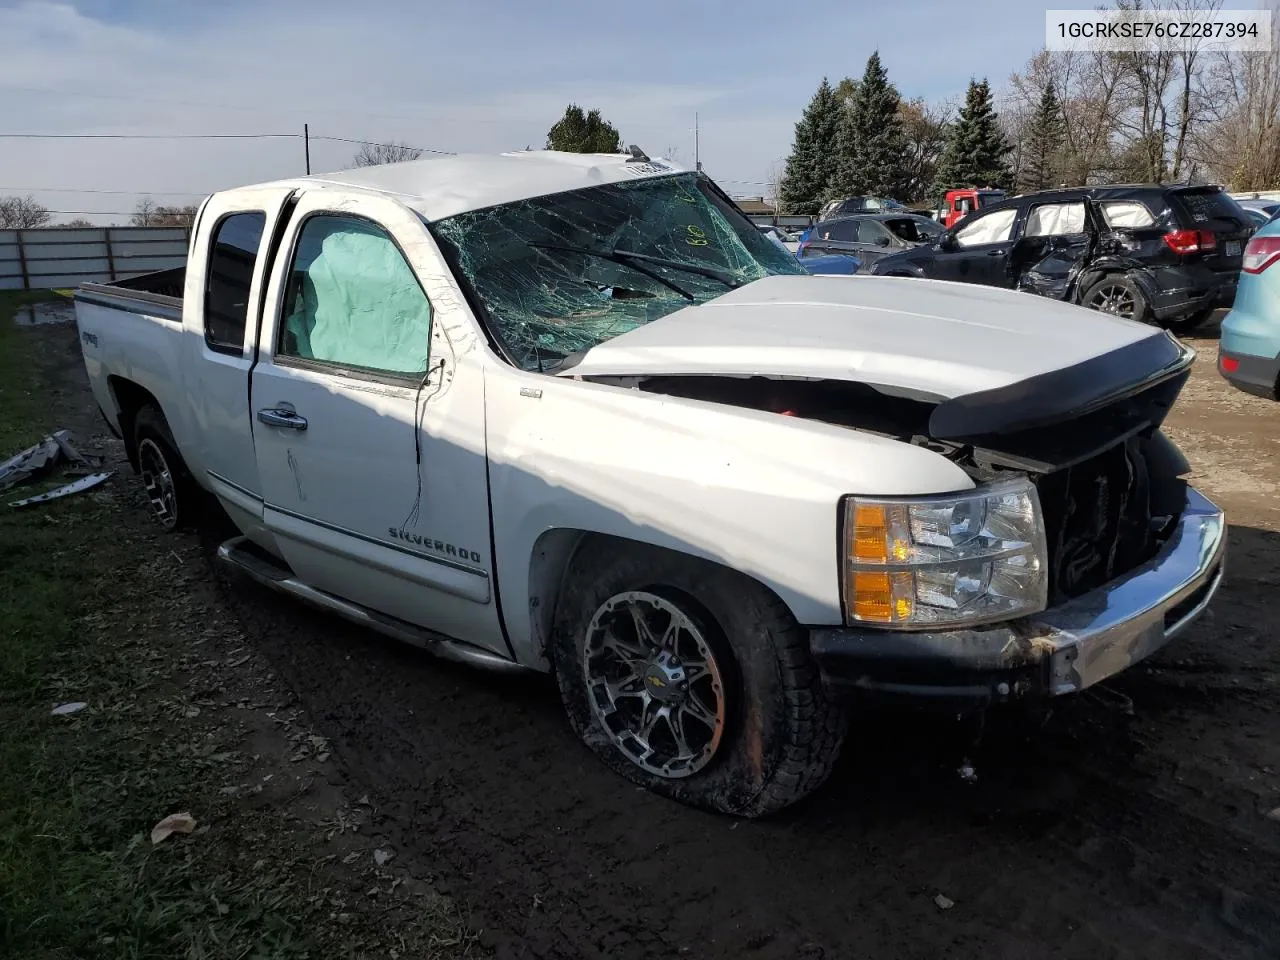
[{"xmin": 942, "ymin": 187, "xmax": 1006, "ymax": 228}]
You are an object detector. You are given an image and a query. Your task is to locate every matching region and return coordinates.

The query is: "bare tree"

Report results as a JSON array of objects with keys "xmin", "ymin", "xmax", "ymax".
[
  {"xmin": 63, "ymin": 218, "xmax": 94, "ymax": 227},
  {"xmin": 352, "ymin": 141, "xmax": 424, "ymax": 167},
  {"xmin": 898, "ymin": 97, "xmax": 953, "ymax": 201},
  {"xmin": 0, "ymin": 194, "xmax": 52, "ymax": 229},
  {"xmin": 131, "ymin": 197, "xmax": 157, "ymax": 227},
  {"xmin": 1197, "ymin": 1, "xmax": 1280, "ymax": 188}
]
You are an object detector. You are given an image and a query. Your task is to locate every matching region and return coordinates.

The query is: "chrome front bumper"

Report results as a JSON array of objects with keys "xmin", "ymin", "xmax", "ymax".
[{"xmin": 1037, "ymin": 486, "xmax": 1226, "ymax": 695}]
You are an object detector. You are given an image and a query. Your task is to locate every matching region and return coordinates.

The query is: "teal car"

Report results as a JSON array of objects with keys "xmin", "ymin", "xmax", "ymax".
[{"xmin": 1219, "ymin": 217, "xmax": 1280, "ymax": 398}]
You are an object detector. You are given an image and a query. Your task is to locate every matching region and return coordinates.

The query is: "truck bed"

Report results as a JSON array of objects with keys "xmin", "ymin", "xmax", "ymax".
[{"xmin": 78, "ymin": 266, "xmax": 185, "ymax": 322}]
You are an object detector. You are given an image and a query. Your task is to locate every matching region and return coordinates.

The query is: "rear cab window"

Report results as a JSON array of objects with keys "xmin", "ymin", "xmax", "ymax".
[{"xmin": 205, "ymin": 212, "xmax": 267, "ymax": 353}]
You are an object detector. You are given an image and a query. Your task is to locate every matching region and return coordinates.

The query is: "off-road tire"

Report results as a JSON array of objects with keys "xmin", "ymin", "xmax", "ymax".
[
  {"xmin": 552, "ymin": 538, "xmax": 846, "ymax": 818},
  {"xmin": 132, "ymin": 404, "xmax": 198, "ymax": 531},
  {"xmin": 1082, "ymin": 274, "xmax": 1152, "ymax": 325}
]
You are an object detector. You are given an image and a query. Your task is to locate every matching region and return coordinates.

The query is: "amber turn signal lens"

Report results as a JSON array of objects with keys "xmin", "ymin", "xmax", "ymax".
[
  {"xmin": 850, "ymin": 570, "xmax": 914, "ymax": 623},
  {"xmin": 852, "ymin": 504, "xmax": 888, "ymax": 562}
]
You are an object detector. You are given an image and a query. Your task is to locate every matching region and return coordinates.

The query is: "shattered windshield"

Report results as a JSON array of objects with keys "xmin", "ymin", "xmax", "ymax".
[{"xmin": 430, "ymin": 173, "xmax": 806, "ymax": 371}]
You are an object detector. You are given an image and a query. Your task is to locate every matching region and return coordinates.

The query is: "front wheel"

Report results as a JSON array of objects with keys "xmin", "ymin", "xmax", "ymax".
[
  {"xmin": 1082, "ymin": 275, "xmax": 1152, "ymax": 324},
  {"xmin": 552, "ymin": 539, "xmax": 846, "ymax": 818}
]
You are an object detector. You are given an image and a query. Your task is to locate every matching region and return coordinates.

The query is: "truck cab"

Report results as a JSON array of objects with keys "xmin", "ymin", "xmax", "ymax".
[{"xmin": 942, "ymin": 187, "xmax": 1007, "ymax": 228}]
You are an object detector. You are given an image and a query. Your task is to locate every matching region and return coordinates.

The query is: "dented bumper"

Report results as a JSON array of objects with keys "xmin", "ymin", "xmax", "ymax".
[{"xmin": 810, "ymin": 487, "xmax": 1226, "ymax": 711}]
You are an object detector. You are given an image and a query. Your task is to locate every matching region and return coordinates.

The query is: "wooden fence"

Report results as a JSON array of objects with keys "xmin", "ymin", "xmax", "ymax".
[{"xmin": 0, "ymin": 226, "xmax": 190, "ymax": 290}]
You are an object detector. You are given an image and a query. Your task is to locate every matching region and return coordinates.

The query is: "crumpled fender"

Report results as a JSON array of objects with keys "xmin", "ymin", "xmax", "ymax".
[{"xmin": 1072, "ymin": 257, "xmax": 1160, "ymax": 306}]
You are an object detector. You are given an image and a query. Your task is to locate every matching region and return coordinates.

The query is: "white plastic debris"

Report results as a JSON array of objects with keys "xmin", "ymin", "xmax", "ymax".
[
  {"xmin": 150, "ymin": 812, "xmax": 197, "ymax": 844},
  {"xmin": 373, "ymin": 848, "xmax": 395, "ymax": 866},
  {"xmin": 51, "ymin": 702, "xmax": 87, "ymax": 716},
  {"xmin": 934, "ymin": 894, "xmax": 955, "ymax": 910}
]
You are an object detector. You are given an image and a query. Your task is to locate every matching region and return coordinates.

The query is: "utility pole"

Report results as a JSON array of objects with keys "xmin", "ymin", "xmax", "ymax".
[
  {"xmin": 694, "ymin": 112, "xmax": 701, "ymax": 172},
  {"xmin": 304, "ymin": 123, "xmax": 311, "ymax": 175}
]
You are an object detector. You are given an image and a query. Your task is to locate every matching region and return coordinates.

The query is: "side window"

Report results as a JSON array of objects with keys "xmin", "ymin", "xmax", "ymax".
[
  {"xmin": 205, "ymin": 212, "xmax": 266, "ymax": 352},
  {"xmin": 859, "ymin": 221, "xmax": 893, "ymax": 245},
  {"xmin": 1025, "ymin": 201, "xmax": 1088, "ymax": 237},
  {"xmin": 829, "ymin": 221, "xmax": 857, "ymax": 242},
  {"xmin": 1100, "ymin": 201, "xmax": 1156, "ymax": 229},
  {"xmin": 278, "ymin": 215, "xmax": 431, "ymax": 377},
  {"xmin": 954, "ymin": 208, "xmax": 1017, "ymax": 247}
]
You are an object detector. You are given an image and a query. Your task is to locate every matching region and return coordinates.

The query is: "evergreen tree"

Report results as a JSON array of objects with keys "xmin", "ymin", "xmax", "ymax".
[
  {"xmin": 1017, "ymin": 84, "xmax": 1066, "ymax": 192},
  {"xmin": 932, "ymin": 78, "xmax": 1013, "ymax": 199},
  {"xmin": 546, "ymin": 104, "xmax": 622, "ymax": 153},
  {"xmin": 779, "ymin": 78, "xmax": 841, "ymax": 215},
  {"xmin": 827, "ymin": 52, "xmax": 907, "ymax": 201}
]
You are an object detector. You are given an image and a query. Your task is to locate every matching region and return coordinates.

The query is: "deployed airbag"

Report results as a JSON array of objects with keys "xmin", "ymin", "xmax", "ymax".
[{"xmin": 284, "ymin": 217, "xmax": 431, "ymax": 374}]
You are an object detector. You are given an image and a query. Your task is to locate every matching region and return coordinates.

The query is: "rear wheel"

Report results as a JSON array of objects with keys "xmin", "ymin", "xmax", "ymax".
[
  {"xmin": 132, "ymin": 405, "xmax": 197, "ymax": 531},
  {"xmin": 1082, "ymin": 275, "xmax": 1152, "ymax": 324},
  {"xmin": 552, "ymin": 539, "xmax": 845, "ymax": 817}
]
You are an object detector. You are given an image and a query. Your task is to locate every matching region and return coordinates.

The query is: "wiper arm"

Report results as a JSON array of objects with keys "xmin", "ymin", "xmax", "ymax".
[
  {"xmin": 608, "ymin": 248, "xmax": 743, "ymax": 289},
  {"xmin": 529, "ymin": 242, "xmax": 696, "ymax": 301}
]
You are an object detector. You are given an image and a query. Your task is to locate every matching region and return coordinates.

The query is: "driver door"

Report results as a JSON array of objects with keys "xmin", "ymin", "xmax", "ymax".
[
  {"xmin": 933, "ymin": 207, "xmax": 1019, "ymax": 287},
  {"xmin": 250, "ymin": 191, "xmax": 506, "ymax": 655}
]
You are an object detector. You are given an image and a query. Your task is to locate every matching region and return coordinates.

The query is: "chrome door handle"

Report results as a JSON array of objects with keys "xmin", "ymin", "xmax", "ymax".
[{"xmin": 257, "ymin": 407, "xmax": 308, "ymax": 431}]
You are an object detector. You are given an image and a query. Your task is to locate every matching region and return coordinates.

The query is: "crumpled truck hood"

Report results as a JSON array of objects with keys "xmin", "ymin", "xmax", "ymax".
[
  {"xmin": 561, "ymin": 274, "xmax": 1161, "ymax": 400},
  {"xmin": 560, "ymin": 274, "xmax": 1192, "ymax": 441}
]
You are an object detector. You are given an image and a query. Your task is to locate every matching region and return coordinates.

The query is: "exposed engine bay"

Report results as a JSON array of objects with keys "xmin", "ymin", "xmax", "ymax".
[{"xmin": 589, "ymin": 367, "xmax": 1192, "ymax": 606}]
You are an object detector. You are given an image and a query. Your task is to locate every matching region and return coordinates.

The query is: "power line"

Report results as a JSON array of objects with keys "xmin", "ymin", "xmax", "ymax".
[
  {"xmin": 0, "ymin": 132, "xmax": 298, "ymax": 140},
  {"xmin": 0, "ymin": 185, "xmax": 209, "ymax": 197}
]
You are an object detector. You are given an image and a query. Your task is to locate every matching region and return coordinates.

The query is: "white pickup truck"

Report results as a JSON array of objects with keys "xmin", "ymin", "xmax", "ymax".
[{"xmin": 75, "ymin": 149, "xmax": 1226, "ymax": 817}]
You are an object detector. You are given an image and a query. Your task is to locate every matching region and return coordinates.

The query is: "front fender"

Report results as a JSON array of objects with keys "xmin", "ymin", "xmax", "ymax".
[{"xmin": 483, "ymin": 367, "xmax": 974, "ymax": 665}]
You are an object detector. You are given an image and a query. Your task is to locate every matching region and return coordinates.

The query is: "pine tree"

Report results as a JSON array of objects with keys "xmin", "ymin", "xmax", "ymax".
[
  {"xmin": 546, "ymin": 104, "xmax": 622, "ymax": 153},
  {"xmin": 827, "ymin": 52, "xmax": 907, "ymax": 201},
  {"xmin": 779, "ymin": 78, "xmax": 841, "ymax": 215},
  {"xmin": 932, "ymin": 78, "xmax": 1013, "ymax": 200},
  {"xmin": 1017, "ymin": 84, "xmax": 1066, "ymax": 192}
]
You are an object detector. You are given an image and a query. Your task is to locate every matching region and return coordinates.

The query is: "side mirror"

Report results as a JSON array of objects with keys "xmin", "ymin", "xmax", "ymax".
[
  {"xmin": 876, "ymin": 236, "xmax": 892, "ymax": 247},
  {"xmin": 939, "ymin": 233, "xmax": 958, "ymax": 251}
]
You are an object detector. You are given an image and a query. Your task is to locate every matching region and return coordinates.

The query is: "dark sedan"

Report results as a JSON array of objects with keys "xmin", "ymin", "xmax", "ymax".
[{"xmin": 796, "ymin": 213, "xmax": 944, "ymax": 269}]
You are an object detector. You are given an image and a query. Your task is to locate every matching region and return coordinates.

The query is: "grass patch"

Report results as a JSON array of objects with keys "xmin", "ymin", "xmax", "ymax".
[
  {"xmin": 0, "ymin": 300, "xmax": 475, "ymax": 958},
  {"xmin": 0, "ymin": 290, "xmax": 68, "ymax": 454}
]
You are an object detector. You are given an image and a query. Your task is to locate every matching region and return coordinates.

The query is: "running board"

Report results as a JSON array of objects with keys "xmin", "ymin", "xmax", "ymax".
[{"xmin": 215, "ymin": 536, "xmax": 527, "ymax": 674}]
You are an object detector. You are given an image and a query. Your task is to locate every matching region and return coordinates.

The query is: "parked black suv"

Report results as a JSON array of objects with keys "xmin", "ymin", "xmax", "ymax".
[{"xmin": 867, "ymin": 184, "xmax": 1253, "ymax": 329}]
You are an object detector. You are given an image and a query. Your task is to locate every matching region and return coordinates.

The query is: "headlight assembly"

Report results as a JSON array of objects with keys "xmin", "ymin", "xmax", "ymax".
[{"xmin": 841, "ymin": 477, "xmax": 1048, "ymax": 628}]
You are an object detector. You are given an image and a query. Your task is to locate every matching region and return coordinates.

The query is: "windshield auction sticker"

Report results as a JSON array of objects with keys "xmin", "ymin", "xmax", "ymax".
[{"xmin": 1046, "ymin": 8, "xmax": 1272, "ymax": 52}]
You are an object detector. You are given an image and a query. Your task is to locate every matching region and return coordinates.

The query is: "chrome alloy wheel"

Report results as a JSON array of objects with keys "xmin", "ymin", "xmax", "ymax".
[
  {"xmin": 582, "ymin": 590, "xmax": 727, "ymax": 779},
  {"xmin": 1089, "ymin": 282, "xmax": 1137, "ymax": 318},
  {"xmin": 137, "ymin": 437, "xmax": 178, "ymax": 529}
]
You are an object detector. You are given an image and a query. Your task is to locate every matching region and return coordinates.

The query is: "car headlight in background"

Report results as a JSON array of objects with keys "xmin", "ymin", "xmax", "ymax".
[{"xmin": 841, "ymin": 477, "xmax": 1048, "ymax": 628}]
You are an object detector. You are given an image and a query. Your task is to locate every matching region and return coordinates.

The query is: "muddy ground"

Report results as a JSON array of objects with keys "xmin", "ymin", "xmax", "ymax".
[{"xmin": 26, "ymin": 308, "xmax": 1280, "ymax": 959}]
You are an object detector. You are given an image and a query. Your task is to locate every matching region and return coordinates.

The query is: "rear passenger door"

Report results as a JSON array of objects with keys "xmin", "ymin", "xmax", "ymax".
[
  {"xmin": 1011, "ymin": 199, "xmax": 1093, "ymax": 299},
  {"xmin": 851, "ymin": 219, "xmax": 898, "ymax": 267},
  {"xmin": 182, "ymin": 186, "xmax": 297, "ymax": 543}
]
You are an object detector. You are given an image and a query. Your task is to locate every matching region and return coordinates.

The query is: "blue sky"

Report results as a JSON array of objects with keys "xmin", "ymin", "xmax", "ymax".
[{"xmin": 0, "ymin": 0, "xmax": 1260, "ymax": 222}]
